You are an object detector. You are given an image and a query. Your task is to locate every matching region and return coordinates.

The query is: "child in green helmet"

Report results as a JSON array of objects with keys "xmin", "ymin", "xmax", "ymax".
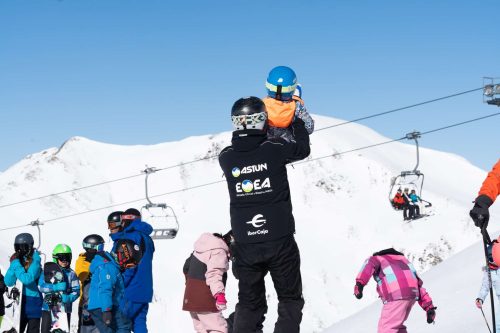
[{"xmin": 38, "ymin": 244, "xmax": 81, "ymax": 333}]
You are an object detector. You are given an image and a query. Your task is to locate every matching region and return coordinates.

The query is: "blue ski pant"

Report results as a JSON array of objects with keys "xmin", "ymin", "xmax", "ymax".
[
  {"xmin": 90, "ymin": 308, "xmax": 131, "ymax": 333},
  {"xmin": 125, "ymin": 302, "xmax": 149, "ymax": 333}
]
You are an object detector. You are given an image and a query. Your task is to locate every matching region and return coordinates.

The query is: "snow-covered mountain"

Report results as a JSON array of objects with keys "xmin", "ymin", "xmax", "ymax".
[{"xmin": 0, "ymin": 115, "xmax": 495, "ymax": 332}]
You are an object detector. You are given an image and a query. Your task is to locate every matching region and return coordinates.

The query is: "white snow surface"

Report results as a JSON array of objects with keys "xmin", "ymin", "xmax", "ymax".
[{"xmin": 0, "ymin": 114, "xmax": 497, "ymax": 332}]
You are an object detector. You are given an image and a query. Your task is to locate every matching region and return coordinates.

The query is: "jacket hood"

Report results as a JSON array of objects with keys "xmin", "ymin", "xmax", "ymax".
[
  {"xmin": 194, "ymin": 233, "xmax": 229, "ymax": 254},
  {"xmin": 127, "ymin": 219, "xmax": 154, "ymax": 234},
  {"xmin": 89, "ymin": 252, "xmax": 117, "ymax": 273},
  {"xmin": 231, "ymin": 130, "xmax": 267, "ymax": 152},
  {"xmin": 373, "ymin": 248, "xmax": 405, "ymax": 257}
]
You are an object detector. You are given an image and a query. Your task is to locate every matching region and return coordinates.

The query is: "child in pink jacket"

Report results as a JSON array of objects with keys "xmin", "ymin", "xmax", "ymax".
[
  {"xmin": 183, "ymin": 233, "xmax": 231, "ymax": 333},
  {"xmin": 354, "ymin": 248, "xmax": 437, "ymax": 333}
]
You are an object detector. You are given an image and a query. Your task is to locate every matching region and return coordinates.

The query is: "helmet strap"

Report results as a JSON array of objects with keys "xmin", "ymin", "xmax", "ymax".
[{"xmin": 276, "ymin": 85, "xmax": 282, "ymax": 100}]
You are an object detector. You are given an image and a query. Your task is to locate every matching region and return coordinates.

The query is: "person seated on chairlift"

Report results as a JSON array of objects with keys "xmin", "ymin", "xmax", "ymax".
[
  {"xmin": 402, "ymin": 188, "xmax": 413, "ymax": 220},
  {"xmin": 392, "ymin": 189, "xmax": 405, "ymax": 210},
  {"xmin": 409, "ymin": 189, "xmax": 421, "ymax": 218}
]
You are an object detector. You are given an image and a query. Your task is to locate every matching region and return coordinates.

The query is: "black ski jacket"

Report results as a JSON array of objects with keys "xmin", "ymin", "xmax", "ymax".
[
  {"xmin": 219, "ymin": 118, "xmax": 310, "ymax": 243},
  {"xmin": 0, "ymin": 271, "xmax": 5, "ymax": 316}
]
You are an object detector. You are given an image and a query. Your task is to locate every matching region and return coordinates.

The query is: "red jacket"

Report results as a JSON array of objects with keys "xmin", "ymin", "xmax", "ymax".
[
  {"xmin": 393, "ymin": 193, "xmax": 404, "ymax": 205},
  {"xmin": 479, "ymin": 159, "xmax": 500, "ymax": 203}
]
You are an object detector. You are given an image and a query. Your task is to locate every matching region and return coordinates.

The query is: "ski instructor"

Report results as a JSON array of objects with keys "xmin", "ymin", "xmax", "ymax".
[
  {"xmin": 219, "ymin": 96, "xmax": 310, "ymax": 332},
  {"xmin": 470, "ymin": 159, "xmax": 500, "ymax": 229}
]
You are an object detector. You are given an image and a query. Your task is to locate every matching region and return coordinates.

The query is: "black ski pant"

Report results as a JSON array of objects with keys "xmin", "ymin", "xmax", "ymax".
[
  {"xmin": 413, "ymin": 204, "xmax": 420, "ymax": 216},
  {"xmin": 41, "ymin": 310, "xmax": 71, "ymax": 333},
  {"xmin": 78, "ymin": 305, "xmax": 98, "ymax": 333},
  {"xmin": 227, "ymin": 310, "xmax": 265, "ymax": 333},
  {"xmin": 20, "ymin": 317, "xmax": 40, "ymax": 333},
  {"xmin": 403, "ymin": 204, "xmax": 410, "ymax": 219},
  {"xmin": 232, "ymin": 235, "xmax": 304, "ymax": 333}
]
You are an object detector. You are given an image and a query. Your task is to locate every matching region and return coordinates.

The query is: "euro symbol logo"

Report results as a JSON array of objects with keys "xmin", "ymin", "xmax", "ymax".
[{"xmin": 246, "ymin": 214, "xmax": 267, "ymax": 228}]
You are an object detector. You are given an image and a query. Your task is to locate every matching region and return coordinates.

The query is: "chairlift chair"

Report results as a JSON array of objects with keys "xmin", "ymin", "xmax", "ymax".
[
  {"xmin": 141, "ymin": 167, "xmax": 179, "ymax": 240},
  {"xmin": 388, "ymin": 131, "xmax": 432, "ymax": 210}
]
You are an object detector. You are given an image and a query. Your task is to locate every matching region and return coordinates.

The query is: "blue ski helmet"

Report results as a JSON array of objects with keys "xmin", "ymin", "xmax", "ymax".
[{"xmin": 266, "ymin": 66, "xmax": 297, "ymax": 101}]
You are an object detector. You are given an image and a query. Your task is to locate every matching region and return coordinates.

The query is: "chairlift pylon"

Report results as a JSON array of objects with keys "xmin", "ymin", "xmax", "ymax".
[
  {"xmin": 141, "ymin": 166, "xmax": 179, "ymax": 240},
  {"xmin": 389, "ymin": 131, "xmax": 432, "ymax": 210}
]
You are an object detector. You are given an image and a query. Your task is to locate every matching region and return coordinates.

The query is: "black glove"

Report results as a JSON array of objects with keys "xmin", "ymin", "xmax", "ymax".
[
  {"xmin": 426, "ymin": 307, "xmax": 437, "ymax": 324},
  {"xmin": 354, "ymin": 282, "xmax": 364, "ymax": 299},
  {"xmin": 84, "ymin": 251, "xmax": 97, "ymax": 263},
  {"xmin": 470, "ymin": 195, "xmax": 494, "ymax": 229},
  {"xmin": 10, "ymin": 287, "xmax": 20, "ymax": 301},
  {"xmin": 102, "ymin": 311, "xmax": 112, "ymax": 326}
]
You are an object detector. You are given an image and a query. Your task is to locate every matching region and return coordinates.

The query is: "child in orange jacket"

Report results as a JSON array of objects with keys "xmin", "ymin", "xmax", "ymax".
[{"xmin": 263, "ymin": 66, "xmax": 314, "ymax": 142}]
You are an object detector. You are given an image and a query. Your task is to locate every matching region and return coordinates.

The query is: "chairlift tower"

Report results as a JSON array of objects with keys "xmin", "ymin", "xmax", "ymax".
[{"xmin": 483, "ymin": 77, "xmax": 500, "ymax": 107}]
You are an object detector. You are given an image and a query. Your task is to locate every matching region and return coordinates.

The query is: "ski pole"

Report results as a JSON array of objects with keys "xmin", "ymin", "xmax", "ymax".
[
  {"xmin": 480, "ymin": 306, "xmax": 493, "ymax": 333},
  {"xmin": 481, "ymin": 226, "xmax": 496, "ymax": 331}
]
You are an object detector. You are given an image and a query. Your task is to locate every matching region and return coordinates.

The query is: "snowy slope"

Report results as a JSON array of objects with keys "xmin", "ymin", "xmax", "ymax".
[
  {"xmin": 324, "ymin": 235, "xmax": 500, "ymax": 332},
  {"xmin": 0, "ymin": 115, "xmax": 496, "ymax": 332}
]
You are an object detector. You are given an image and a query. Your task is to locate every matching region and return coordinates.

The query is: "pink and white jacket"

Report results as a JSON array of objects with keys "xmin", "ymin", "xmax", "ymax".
[
  {"xmin": 356, "ymin": 248, "xmax": 434, "ymax": 311},
  {"xmin": 193, "ymin": 233, "xmax": 230, "ymax": 296},
  {"xmin": 183, "ymin": 233, "xmax": 230, "ymax": 312}
]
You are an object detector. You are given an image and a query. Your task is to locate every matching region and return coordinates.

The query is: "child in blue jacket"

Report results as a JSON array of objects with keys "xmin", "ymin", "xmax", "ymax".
[
  {"xmin": 4, "ymin": 233, "xmax": 43, "ymax": 333},
  {"xmin": 409, "ymin": 189, "xmax": 422, "ymax": 217},
  {"xmin": 88, "ymin": 249, "xmax": 129, "ymax": 333},
  {"xmin": 108, "ymin": 208, "xmax": 154, "ymax": 333},
  {"xmin": 38, "ymin": 244, "xmax": 80, "ymax": 333}
]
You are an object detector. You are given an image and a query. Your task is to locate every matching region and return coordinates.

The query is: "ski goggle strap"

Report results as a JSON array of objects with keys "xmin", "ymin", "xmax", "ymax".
[{"xmin": 82, "ymin": 242, "xmax": 104, "ymax": 252}]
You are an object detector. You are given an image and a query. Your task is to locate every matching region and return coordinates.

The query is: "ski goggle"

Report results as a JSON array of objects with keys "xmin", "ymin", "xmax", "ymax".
[
  {"xmin": 82, "ymin": 242, "xmax": 104, "ymax": 252},
  {"xmin": 107, "ymin": 220, "xmax": 123, "ymax": 230},
  {"xmin": 121, "ymin": 214, "xmax": 138, "ymax": 221},
  {"xmin": 54, "ymin": 253, "xmax": 72, "ymax": 263},
  {"xmin": 231, "ymin": 112, "xmax": 267, "ymax": 130},
  {"xmin": 14, "ymin": 243, "xmax": 33, "ymax": 254}
]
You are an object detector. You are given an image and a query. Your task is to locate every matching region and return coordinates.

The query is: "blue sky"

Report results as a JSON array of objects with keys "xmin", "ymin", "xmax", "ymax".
[{"xmin": 1, "ymin": 0, "xmax": 498, "ymax": 172}]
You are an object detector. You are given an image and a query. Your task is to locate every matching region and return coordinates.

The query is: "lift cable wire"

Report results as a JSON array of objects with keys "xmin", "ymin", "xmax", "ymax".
[
  {"xmin": 0, "ymin": 110, "xmax": 498, "ymax": 231},
  {"xmin": 0, "ymin": 86, "xmax": 486, "ymax": 210},
  {"xmin": 314, "ymin": 87, "xmax": 483, "ymax": 132}
]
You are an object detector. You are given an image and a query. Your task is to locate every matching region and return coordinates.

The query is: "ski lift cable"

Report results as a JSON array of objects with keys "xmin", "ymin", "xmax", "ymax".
[
  {"xmin": 0, "ymin": 224, "xmax": 31, "ymax": 232},
  {"xmin": 0, "ymin": 87, "xmax": 482, "ymax": 210},
  {"xmin": 292, "ymin": 137, "xmax": 407, "ymax": 166},
  {"xmin": 39, "ymin": 179, "xmax": 226, "ymax": 225},
  {"xmin": 420, "ymin": 112, "xmax": 500, "ymax": 136},
  {"xmin": 1, "ymin": 110, "xmax": 499, "ymax": 230},
  {"xmin": 0, "ymin": 173, "xmax": 144, "ymax": 209},
  {"xmin": 314, "ymin": 87, "xmax": 484, "ymax": 132},
  {"xmin": 2, "ymin": 110, "xmax": 499, "ymax": 230}
]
